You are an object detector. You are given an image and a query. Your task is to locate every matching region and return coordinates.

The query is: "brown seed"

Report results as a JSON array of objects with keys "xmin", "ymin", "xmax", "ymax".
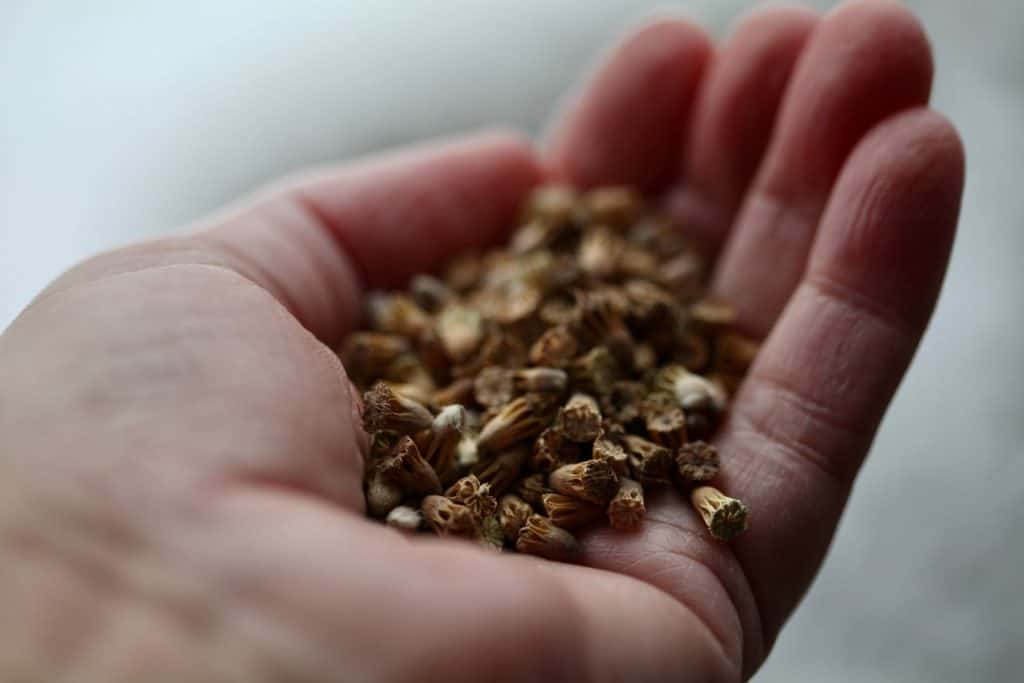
[
  {"xmin": 556, "ymin": 392, "xmax": 603, "ymax": 443},
  {"xmin": 432, "ymin": 377, "xmax": 476, "ymax": 407},
  {"xmin": 378, "ymin": 436, "xmax": 442, "ymax": 496},
  {"xmin": 498, "ymin": 494, "xmax": 534, "ymax": 542},
  {"xmin": 471, "ymin": 446, "xmax": 528, "ymax": 496},
  {"xmin": 621, "ymin": 434, "xmax": 674, "ymax": 486},
  {"xmin": 367, "ymin": 293, "xmax": 431, "ymax": 338},
  {"xmin": 524, "ymin": 185, "xmax": 578, "ymax": 224},
  {"xmin": 593, "ymin": 428, "xmax": 630, "ymax": 477},
  {"xmin": 577, "ymin": 225, "xmax": 623, "ymax": 279},
  {"xmin": 436, "ymin": 303, "xmax": 484, "ymax": 363},
  {"xmin": 473, "ymin": 366, "xmax": 514, "ymax": 408},
  {"xmin": 584, "ymin": 186, "xmax": 642, "ymax": 227},
  {"xmin": 516, "ymin": 473, "xmax": 552, "ymax": 509},
  {"xmin": 608, "ymin": 477, "xmax": 645, "ymax": 531},
  {"xmin": 409, "ymin": 274, "xmax": 455, "ymax": 313},
  {"xmin": 572, "ymin": 290, "xmax": 633, "ymax": 366},
  {"xmin": 340, "ymin": 332, "xmax": 410, "ymax": 384},
  {"xmin": 542, "ymin": 493, "xmax": 604, "ymax": 530},
  {"xmin": 658, "ymin": 252, "xmax": 704, "ymax": 301},
  {"xmin": 641, "ymin": 392, "xmax": 687, "ymax": 449},
  {"xmin": 689, "ymin": 299, "xmax": 737, "ymax": 331},
  {"xmin": 445, "ymin": 474, "xmax": 498, "ymax": 520},
  {"xmin": 690, "ymin": 486, "xmax": 749, "ymax": 541},
  {"xmin": 476, "ymin": 395, "xmax": 553, "ymax": 453},
  {"xmin": 538, "ymin": 297, "xmax": 577, "ymax": 326},
  {"xmin": 569, "ymin": 346, "xmax": 620, "ymax": 397},
  {"xmin": 600, "ymin": 381, "xmax": 646, "ymax": 426},
  {"xmin": 365, "ymin": 469, "xmax": 403, "ymax": 518},
  {"xmin": 511, "ymin": 367, "xmax": 568, "ymax": 395},
  {"xmin": 362, "ymin": 382, "xmax": 435, "ymax": 435},
  {"xmin": 548, "ymin": 459, "xmax": 619, "ymax": 505},
  {"xmin": 531, "ymin": 427, "xmax": 580, "ymax": 473},
  {"xmin": 516, "ymin": 515, "xmax": 582, "ymax": 563},
  {"xmin": 443, "ymin": 252, "xmax": 485, "ymax": 292},
  {"xmin": 676, "ymin": 441, "xmax": 720, "ymax": 483},
  {"xmin": 714, "ymin": 332, "xmax": 761, "ymax": 375},
  {"xmin": 421, "ymin": 495, "xmax": 476, "ymax": 537},
  {"xmin": 529, "ymin": 325, "xmax": 578, "ymax": 367},
  {"xmin": 654, "ymin": 365, "xmax": 727, "ymax": 414}
]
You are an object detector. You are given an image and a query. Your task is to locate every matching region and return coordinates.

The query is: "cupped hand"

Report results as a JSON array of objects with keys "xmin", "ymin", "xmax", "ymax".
[{"xmin": 0, "ymin": 2, "xmax": 963, "ymax": 681}]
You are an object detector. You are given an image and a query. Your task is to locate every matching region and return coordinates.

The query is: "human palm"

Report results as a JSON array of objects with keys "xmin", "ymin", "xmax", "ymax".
[{"xmin": 0, "ymin": 3, "xmax": 963, "ymax": 681}]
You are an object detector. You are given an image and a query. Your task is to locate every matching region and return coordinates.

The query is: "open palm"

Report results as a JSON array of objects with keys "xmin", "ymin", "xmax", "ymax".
[{"xmin": 0, "ymin": 2, "xmax": 963, "ymax": 681}]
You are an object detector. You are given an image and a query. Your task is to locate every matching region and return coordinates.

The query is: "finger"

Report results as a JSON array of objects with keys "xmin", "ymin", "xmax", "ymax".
[
  {"xmin": 667, "ymin": 5, "xmax": 818, "ymax": 252},
  {"xmin": 207, "ymin": 491, "xmax": 737, "ymax": 682},
  {"xmin": 199, "ymin": 130, "xmax": 541, "ymax": 345},
  {"xmin": 579, "ymin": 107, "xmax": 963, "ymax": 676},
  {"xmin": 720, "ymin": 108, "xmax": 964, "ymax": 642},
  {"xmin": 712, "ymin": 0, "xmax": 934, "ymax": 337},
  {"xmin": 545, "ymin": 18, "xmax": 712, "ymax": 193}
]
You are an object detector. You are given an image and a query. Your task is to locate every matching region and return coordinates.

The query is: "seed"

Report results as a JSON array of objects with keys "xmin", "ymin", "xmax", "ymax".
[
  {"xmin": 529, "ymin": 325, "xmax": 578, "ymax": 367},
  {"xmin": 584, "ymin": 186, "xmax": 642, "ymax": 227},
  {"xmin": 621, "ymin": 434, "xmax": 674, "ymax": 486},
  {"xmin": 409, "ymin": 274, "xmax": 455, "ymax": 313},
  {"xmin": 689, "ymin": 299, "xmax": 737, "ymax": 331},
  {"xmin": 676, "ymin": 441, "xmax": 720, "ymax": 483},
  {"xmin": 556, "ymin": 392, "xmax": 603, "ymax": 443},
  {"xmin": 690, "ymin": 486, "xmax": 749, "ymax": 541},
  {"xmin": 593, "ymin": 428, "xmax": 629, "ymax": 477},
  {"xmin": 377, "ymin": 436, "xmax": 441, "ymax": 496},
  {"xmin": 471, "ymin": 446, "xmax": 528, "ymax": 496},
  {"xmin": 516, "ymin": 515, "xmax": 582, "ymax": 563},
  {"xmin": 445, "ymin": 474, "xmax": 498, "ymax": 520},
  {"xmin": 608, "ymin": 478, "xmax": 645, "ymax": 531},
  {"xmin": 640, "ymin": 392, "xmax": 687, "ymax": 449},
  {"xmin": 511, "ymin": 367, "xmax": 568, "ymax": 394},
  {"xmin": 367, "ymin": 293, "xmax": 431, "ymax": 338},
  {"xmin": 474, "ymin": 366, "xmax": 514, "ymax": 408},
  {"xmin": 421, "ymin": 495, "xmax": 476, "ymax": 537},
  {"xmin": 548, "ymin": 458, "xmax": 619, "ymax": 505},
  {"xmin": 498, "ymin": 494, "xmax": 534, "ymax": 542},
  {"xmin": 476, "ymin": 395, "xmax": 552, "ymax": 453},
  {"xmin": 365, "ymin": 469, "xmax": 403, "ymax": 518},
  {"xmin": 362, "ymin": 381, "xmax": 435, "ymax": 435},
  {"xmin": 531, "ymin": 427, "xmax": 580, "ymax": 473},
  {"xmin": 714, "ymin": 332, "xmax": 761, "ymax": 375},
  {"xmin": 431, "ymin": 377, "xmax": 476, "ymax": 407},
  {"xmin": 515, "ymin": 473, "xmax": 551, "ymax": 509},
  {"xmin": 436, "ymin": 303, "xmax": 484, "ymax": 362},
  {"xmin": 340, "ymin": 332, "xmax": 409, "ymax": 384},
  {"xmin": 542, "ymin": 493, "xmax": 604, "ymax": 530},
  {"xmin": 569, "ymin": 346, "xmax": 620, "ymax": 397}
]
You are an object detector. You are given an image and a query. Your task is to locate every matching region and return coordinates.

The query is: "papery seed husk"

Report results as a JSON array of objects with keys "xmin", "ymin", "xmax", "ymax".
[
  {"xmin": 608, "ymin": 477, "xmax": 645, "ymax": 531},
  {"xmin": 675, "ymin": 441, "xmax": 720, "ymax": 483},
  {"xmin": 421, "ymin": 495, "xmax": 477, "ymax": 536},
  {"xmin": 516, "ymin": 514, "xmax": 582, "ymax": 563},
  {"xmin": 548, "ymin": 459, "xmax": 619, "ymax": 505},
  {"xmin": 542, "ymin": 493, "xmax": 604, "ymax": 530}
]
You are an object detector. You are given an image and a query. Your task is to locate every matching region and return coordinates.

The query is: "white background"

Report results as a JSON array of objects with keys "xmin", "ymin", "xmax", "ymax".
[{"xmin": 2, "ymin": 1, "xmax": 1023, "ymax": 680}]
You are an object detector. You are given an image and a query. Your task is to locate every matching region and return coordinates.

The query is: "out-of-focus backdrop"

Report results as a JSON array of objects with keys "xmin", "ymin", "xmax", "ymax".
[{"xmin": 2, "ymin": 1, "xmax": 1022, "ymax": 680}]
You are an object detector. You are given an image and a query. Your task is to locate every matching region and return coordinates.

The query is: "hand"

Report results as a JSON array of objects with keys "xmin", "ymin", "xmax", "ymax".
[{"xmin": 0, "ymin": 1, "xmax": 963, "ymax": 680}]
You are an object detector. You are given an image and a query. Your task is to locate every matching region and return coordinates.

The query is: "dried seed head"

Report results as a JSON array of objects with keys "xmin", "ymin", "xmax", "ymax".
[
  {"xmin": 418, "ymin": 404, "xmax": 466, "ymax": 478},
  {"xmin": 654, "ymin": 365, "xmax": 728, "ymax": 414},
  {"xmin": 572, "ymin": 290, "xmax": 633, "ymax": 365},
  {"xmin": 556, "ymin": 393, "xmax": 603, "ymax": 443},
  {"xmin": 367, "ymin": 293, "xmax": 431, "ymax": 338},
  {"xmin": 600, "ymin": 381, "xmax": 646, "ymax": 426},
  {"xmin": 548, "ymin": 459, "xmax": 619, "ymax": 505},
  {"xmin": 378, "ymin": 436, "xmax": 442, "ymax": 496},
  {"xmin": 541, "ymin": 493, "xmax": 604, "ymax": 530},
  {"xmin": 421, "ymin": 495, "xmax": 477, "ymax": 536},
  {"xmin": 676, "ymin": 441, "xmax": 720, "ymax": 483},
  {"xmin": 608, "ymin": 477, "xmax": 645, "ymax": 531},
  {"xmin": 499, "ymin": 494, "xmax": 534, "ymax": 542},
  {"xmin": 531, "ymin": 427, "xmax": 580, "ymax": 473},
  {"xmin": 443, "ymin": 252, "xmax": 485, "ymax": 292},
  {"xmin": 577, "ymin": 225, "xmax": 624, "ymax": 278},
  {"xmin": 445, "ymin": 474, "xmax": 498, "ymax": 520},
  {"xmin": 584, "ymin": 186, "xmax": 642, "ymax": 227},
  {"xmin": 432, "ymin": 377, "xmax": 476, "ymax": 408},
  {"xmin": 471, "ymin": 446, "xmax": 528, "ymax": 496},
  {"xmin": 365, "ymin": 470, "xmax": 403, "ymax": 518},
  {"xmin": 569, "ymin": 346, "xmax": 620, "ymax": 397},
  {"xmin": 516, "ymin": 515, "xmax": 582, "ymax": 563},
  {"xmin": 385, "ymin": 505, "xmax": 423, "ymax": 532},
  {"xmin": 622, "ymin": 434, "xmax": 674, "ymax": 486},
  {"xmin": 593, "ymin": 428, "xmax": 629, "ymax": 477},
  {"xmin": 525, "ymin": 185, "xmax": 577, "ymax": 224},
  {"xmin": 690, "ymin": 486, "xmax": 749, "ymax": 541},
  {"xmin": 386, "ymin": 382, "xmax": 435, "ymax": 408},
  {"xmin": 516, "ymin": 473, "xmax": 552, "ymax": 509},
  {"xmin": 641, "ymin": 392, "xmax": 687, "ymax": 449},
  {"xmin": 715, "ymin": 332, "xmax": 760, "ymax": 375},
  {"xmin": 658, "ymin": 252, "xmax": 704, "ymax": 301},
  {"xmin": 529, "ymin": 325, "xmax": 579, "ymax": 367},
  {"xmin": 511, "ymin": 367, "xmax": 568, "ymax": 394},
  {"xmin": 476, "ymin": 395, "xmax": 553, "ymax": 453},
  {"xmin": 689, "ymin": 299, "xmax": 737, "ymax": 331},
  {"xmin": 340, "ymin": 333, "xmax": 410, "ymax": 383},
  {"xmin": 362, "ymin": 382, "xmax": 435, "ymax": 435},
  {"xmin": 436, "ymin": 303, "xmax": 484, "ymax": 362},
  {"xmin": 473, "ymin": 366, "xmax": 514, "ymax": 408},
  {"xmin": 409, "ymin": 274, "xmax": 454, "ymax": 313}
]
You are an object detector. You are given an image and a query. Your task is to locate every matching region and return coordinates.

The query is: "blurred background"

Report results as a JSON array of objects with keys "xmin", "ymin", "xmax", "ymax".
[{"xmin": 2, "ymin": 1, "xmax": 1022, "ymax": 680}]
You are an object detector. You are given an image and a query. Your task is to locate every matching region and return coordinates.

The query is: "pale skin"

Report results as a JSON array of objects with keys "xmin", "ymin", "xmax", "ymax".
[{"xmin": 0, "ymin": 2, "xmax": 964, "ymax": 681}]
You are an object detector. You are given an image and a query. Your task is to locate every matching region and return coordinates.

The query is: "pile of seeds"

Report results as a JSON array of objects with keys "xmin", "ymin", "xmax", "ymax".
[{"xmin": 343, "ymin": 185, "xmax": 757, "ymax": 562}]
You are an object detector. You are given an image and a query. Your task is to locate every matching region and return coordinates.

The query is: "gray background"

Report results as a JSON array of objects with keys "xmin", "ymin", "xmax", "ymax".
[{"xmin": 2, "ymin": 1, "xmax": 1022, "ymax": 680}]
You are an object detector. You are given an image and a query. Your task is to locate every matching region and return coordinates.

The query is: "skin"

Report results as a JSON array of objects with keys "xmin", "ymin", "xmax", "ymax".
[{"xmin": 0, "ymin": 2, "xmax": 964, "ymax": 681}]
